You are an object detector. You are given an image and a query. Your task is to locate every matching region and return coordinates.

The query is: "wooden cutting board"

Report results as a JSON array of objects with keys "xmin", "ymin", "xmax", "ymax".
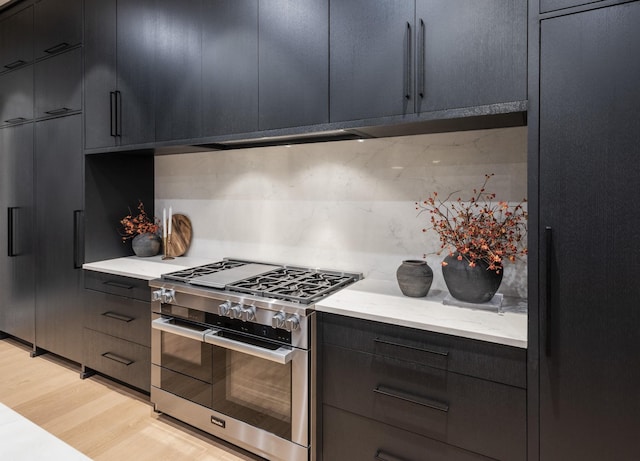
[{"xmin": 169, "ymin": 214, "xmax": 192, "ymax": 257}]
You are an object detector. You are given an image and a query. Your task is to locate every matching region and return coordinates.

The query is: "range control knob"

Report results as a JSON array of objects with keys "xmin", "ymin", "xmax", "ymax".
[
  {"xmin": 284, "ymin": 314, "xmax": 300, "ymax": 332},
  {"xmin": 230, "ymin": 303, "xmax": 243, "ymax": 319},
  {"xmin": 271, "ymin": 311, "xmax": 287, "ymax": 329},
  {"xmin": 151, "ymin": 289, "xmax": 163, "ymax": 302},
  {"xmin": 218, "ymin": 301, "xmax": 232, "ymax": 317},
  {"xmin": 152, "ymin": 288, "xmax": 176, "ymax": 304},
  {"xmin": 240, "ymin": 305, "xmax": 257, "ymax": 322}
]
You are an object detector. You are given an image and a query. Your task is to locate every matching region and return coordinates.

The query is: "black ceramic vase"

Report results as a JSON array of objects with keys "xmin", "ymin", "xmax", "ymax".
[
  {"xmin": 396, "ymin": 260, "xmax": 434, "ymax": 297},
  {"xmin": 132, "ymin": 232, "xmax": 161, "ymax": 257},
  {"xmin": 441, "ymin": 253, "xmax": 503, "ymax": 303}
]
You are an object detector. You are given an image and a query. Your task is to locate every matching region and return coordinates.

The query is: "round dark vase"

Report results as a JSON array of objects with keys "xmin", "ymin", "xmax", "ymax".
[
  {"xmin": 132, "ymin": 232, "xmax": 161, "ymax": 257},
  {"xmin": 441, "ymin": 253, "xmax": 503, "ymax": 303},
  {"xmin": 396, "ymin": 260, "xmax": 434, "ymax": 298}
]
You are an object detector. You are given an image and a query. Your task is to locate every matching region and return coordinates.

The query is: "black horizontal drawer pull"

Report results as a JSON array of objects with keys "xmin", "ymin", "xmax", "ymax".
[
  {"xmin": 374, "ymin": 338, "xmax": 449, "ymax": 357},
  {"xmin": 103, "ymin": 280, "xmax": 134, "ymax": 290},
  {"xmin": 44, "ymin": 42, "xmax": 70, "ymax": 54},
  {"xmin": 375, "ymin": 450, "xmax": 409, "ymax": 461},
  {"xmin": 101, "ymin": 352, "xmax": 134, "ymax": 366},
  {"xmin": 4, "ymin": 60, "xmax": 26, "ymax": 69},
  {"xmin": 45, "ymin": 107, "xmax": 72, "ymax": 115},
  {"xmin": 102, "ymin": 311, "xmax": 135, "ymax": 323},
  {"xmin": 374, "ymin": 385, "xmax": 449, "ymax": 413},
  {"xmin": 4, "ymin": 117, "xmax": 28, "ymax": 124}
]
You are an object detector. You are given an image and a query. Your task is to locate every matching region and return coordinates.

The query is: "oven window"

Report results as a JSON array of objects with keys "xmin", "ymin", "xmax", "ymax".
[
  {"xmin": 212, "ymin": 347, "xmax": 292, "ymax": 440},
  {"xmin": 160, "ymin": 331, "xmax": 213, "ymax": 383}
]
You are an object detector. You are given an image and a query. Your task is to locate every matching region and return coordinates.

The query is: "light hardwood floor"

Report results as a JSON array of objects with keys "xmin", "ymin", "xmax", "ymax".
[{"xmin": 0, "ymin": 337, "xmax": 264, "ymax": 461}]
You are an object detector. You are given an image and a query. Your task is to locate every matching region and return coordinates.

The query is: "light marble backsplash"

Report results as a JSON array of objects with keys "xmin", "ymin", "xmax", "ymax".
[{"xmin": 155, "ymin": 126, "xmax": 528, "ymax": 298}]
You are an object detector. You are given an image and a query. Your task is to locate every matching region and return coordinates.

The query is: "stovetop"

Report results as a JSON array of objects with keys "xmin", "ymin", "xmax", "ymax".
[{"xmin": 161, "ymin": 258, "xmax": 362, "ymax": 305}]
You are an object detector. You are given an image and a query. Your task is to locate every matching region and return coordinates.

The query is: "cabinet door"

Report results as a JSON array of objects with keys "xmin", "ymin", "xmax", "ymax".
[
  {"xmin": 0, "ymin": 65, "xmax": 34, "ymax": 125},
  {"xmin": 0, "ymin": 6, "xmax": 33, "ymax": 70},
  {"xmin": 0, "ymin": 123, "xmax": 35, "ymax": 343},
  {"xmin": 259, "ymin": 0, "xmax": 328, "ymax": 130},
  {"xmin": 540, "ymin": 0, "xmax": 599, "ymax": 14},
  {"xmin": 34, "ymin": 0, "xmax": 82, "ymax": 59},
  {"xmin": 416, "ymin": 0, "xmax": 526, "ymax": 113},
  {"xmin": 116, "ymin": 0, "xmax": 156, "ymax": 146},
  {"xmin": 539, "ymin": 3, "xmax": 640, "ymax": 460},
  {"xmin": 202, "ymin": 0, "xmax": 258, "ymax": 136},
  {"xmin": 35, "ymin": 115, "xmax": 84, "ymax": 363},
  {"xmin": 35, "ymin": 48, "xmax": 82, "ymax": 118},
  {"xmin": 330, "ymin": 0, "xmax": 414, "ymax": 122},
  {"xmin": 84, "ymin": 0, "xmax": 117, "ymax": 149},
  {"xmin": 155, "ymin": 0, "xmax": 202, "ymax": 142}
]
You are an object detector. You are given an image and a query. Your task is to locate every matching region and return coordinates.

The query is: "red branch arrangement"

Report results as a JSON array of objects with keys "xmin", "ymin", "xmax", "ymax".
[
  {"xmin": 120, "ymin": 201, "xmax": 160, "ymax": 242},
  {"xmin": 416, "ymin": 174, "xmax": 528, "ymax": 273}
]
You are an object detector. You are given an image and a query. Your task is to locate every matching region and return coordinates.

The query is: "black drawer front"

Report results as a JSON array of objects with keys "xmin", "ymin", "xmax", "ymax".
[
  {"xmin": 322, "ymin": 405, "xmax": 492, "ymax": 461},
  {"xmin": 320, "ymin": 312, "xmax": 526, "ymax": 388},
  {"xmin": 83, "ymin": 329, "xmax": 150, "ymax": 392},
  {"xmin": 84, "ymin": 290, "xmax": 150, "ymax": 347},
  {"xmin": 323, "ymin": 344, "xmax": 526, "ymax": 461},
  {"xmin": 84, "ymin": 270, "xmax": 150, "ymax": 302}
]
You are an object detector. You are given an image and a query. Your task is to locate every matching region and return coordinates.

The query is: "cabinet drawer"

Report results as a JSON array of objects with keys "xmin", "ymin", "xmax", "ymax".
[
  {"xmin": 323, "ymin": 344, "xmax": 526, "ymax": 461},
  {"xmin": 83, "ymin": 329, "xmax": 150, "ymax": 392},
  {"xmin": 322, "ymin": 405, "xmax": 492, "ymax": 461},
  {"xmin": 320, "ymin": 312, "xmax": 526, "ymax": 388},
  {"xmin": 84, "ymin": 290, "xmax": 150, "ymax": 347},
  {"xmin": 84, "ymin": 270, "xmax": 151, "ymax": 302}
]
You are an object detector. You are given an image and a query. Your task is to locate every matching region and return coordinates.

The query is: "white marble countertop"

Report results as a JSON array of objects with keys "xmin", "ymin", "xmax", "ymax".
[
  {"xmin": 82, "ymin": 255, "xmax": 219, "ymax": 280},
  {"xmin": 315, "ymin": 278, "xmax": 528, "ymax": 349}
]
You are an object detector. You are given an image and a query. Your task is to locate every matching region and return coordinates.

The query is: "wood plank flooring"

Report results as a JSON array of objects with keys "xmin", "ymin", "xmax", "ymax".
[{"xmin": 0, "ymin": 337, "xmax": 264, "ymax": 461}]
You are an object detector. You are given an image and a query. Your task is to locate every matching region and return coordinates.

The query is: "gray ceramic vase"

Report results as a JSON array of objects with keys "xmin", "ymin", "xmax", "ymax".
[
  {"xmin": 132, "ymin": 232, "xmax": 161, "ymax": 257},
  {"xmin": 396, "ymin": 260, "xmax": 434, "ymax": 297},
  {"xmin": 441, "ymin": 252, "xmax": 503, "ymax": 303}
]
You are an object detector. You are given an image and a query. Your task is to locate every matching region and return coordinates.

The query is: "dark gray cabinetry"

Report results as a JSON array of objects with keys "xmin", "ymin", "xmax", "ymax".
[
  {"xmin": 201, "ymin": 0, "xmax": 258, "ymax": 136},
  {"xmin": 83, "ymin": 271, "xmax": 151, "ymax": 392},
  {"xmin": 0, "ymin": 123, "xmax": 35, "ymax": 344},
  {"xmin": 0, "ymin": 65, "xmax": 33, "ymax": 125},
  {"xmin": 34, "ymin": 47, "xmax": 82, "ymax": 118},
  {"xmin": 34, "ymin": 114, "xmax": 84, "ymax": 363},
  {"xmin": 536, "ymin": 2, "xmax": 640, "ymax": 460},
  {"xmin": 0, "ymin": 5, "xmax": 33, "ymax": 70},
  {"xmin": 329, "ymin": 0, "xmax": 526, "ymax": 123},
  {"xmin": 258, "ymin": 0, "xmax": 328, "ymax": 130},
  {"xmin": 34, "ymin": 0, "xmax": 82, "ymax": 59},
  {"xmin": 319, "ymin": 313, "xmax": 526, "ymax": 461}
]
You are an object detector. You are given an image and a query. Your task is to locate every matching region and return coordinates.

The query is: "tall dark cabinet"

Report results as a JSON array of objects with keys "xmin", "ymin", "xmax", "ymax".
[
  {"xmin": 34, "ymin": 114, "xmax": 84, "ymax": 363},
  {"xmin": 0, "ymin": 122, "xmax": 35, "ymax": 343},
  {"xmin": 535, "ymin": 1, "xmax": 640, "ymax": 459}
]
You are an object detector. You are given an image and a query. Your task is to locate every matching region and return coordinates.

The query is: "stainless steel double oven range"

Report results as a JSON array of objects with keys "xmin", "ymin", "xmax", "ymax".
[{"xmin": 149, "ymin": 259, "xmax": 361, "ymax": 461}]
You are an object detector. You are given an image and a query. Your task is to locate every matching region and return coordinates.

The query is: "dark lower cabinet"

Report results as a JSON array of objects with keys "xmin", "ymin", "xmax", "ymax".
[
  {"xmin": 537, "ymin": 2, "xmax": 640, "ymax": 460},
  {"xmin": 0, "ymin": 123, "xmax": 35, "ymax": 344},
  {"xmin": 319, "ymin": 313, "xmax": 527, "ymax": 461},
  {"xmin": 34, "ymin": 114, "xmax": 84, "ymax": 363}
]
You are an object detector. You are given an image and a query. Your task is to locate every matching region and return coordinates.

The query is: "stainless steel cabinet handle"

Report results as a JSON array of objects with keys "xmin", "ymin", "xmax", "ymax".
[
  {"xmin": 101, "ymin": 352, "xmax": 133, "ymax": 366},
  {"xmin": 374, "ymin": 385, "xmax": 449, "ymax": 412},
  {"xmin": 152, "ymin": 317, "xmax": 212, "ymax": 342},
  {"xmin": 204, "ymin": 331, "xmax": 293, "ymax": 365}
]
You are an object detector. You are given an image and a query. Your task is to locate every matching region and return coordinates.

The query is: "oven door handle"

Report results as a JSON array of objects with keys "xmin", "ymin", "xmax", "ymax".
[
  {"xmin": 151, "ymin": 317, "xmax": 213, "ymax": 342},
  {"xmin": 204, "ymin": 331, "xmax": 294, "ymax": 365}
]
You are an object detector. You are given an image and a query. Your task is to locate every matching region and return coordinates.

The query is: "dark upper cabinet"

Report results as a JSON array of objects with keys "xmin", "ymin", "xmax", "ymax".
[
  {"xmin": 34, "ymin": 47, "xmax": 82, "ymax": 118},
  {"xmin": 330, "ymin": 0, "xmax": 415, "ymax": 122},
  {"xmin": 155, "ymin": 0, "xmax": 202, "ymax": 142},
  {"xmin": 84, "ymin": 0, "xmax": 155, "ymax": 149},
  {"xmin": 330, "ymin": 0, "xmax": 526, "ymax": 123},
  {"xmin": 34, "ymin": 0, "xmax": 82, "ymax": 59},
  {"xmin": 538, "ymin": 2, "xmax": 640, "ymax": 459},
  {"xmin": 0, "ymin": 65, "xmax": 34, "ymax": 125},
  {"xmin": 0, "ymin": 123, "xmax": 35, "ymax": 344},
  {"xmin": 258, "ymin": 0, "xmax": 328, "ymax": 130},
  {"xmin": 416, "ymin": 0, "xmax": 526, "ymax": 114},
  {"xmin": 0, "ymin": 6, "xmax": 33, "ymax": 71},
  {"xmin": 202, "ymin": 0, "xmax": 258, "ymax": 136},
  {"xmin": 34, "ymin": 114, "xmax": 84, "ymax": 363}
]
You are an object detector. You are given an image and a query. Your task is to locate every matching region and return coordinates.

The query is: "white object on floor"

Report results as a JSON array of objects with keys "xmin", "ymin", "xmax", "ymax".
[{"xmin": 0, "ymin": 403, "xmax": 92, "ymax": 460}]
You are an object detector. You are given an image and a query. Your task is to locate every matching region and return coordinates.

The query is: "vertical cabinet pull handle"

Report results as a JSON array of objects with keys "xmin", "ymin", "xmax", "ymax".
[
  {"xmin": 405, "ymin": 22, "xmax": 412, "ymax": 101},
  {"xmin": 7, "ymin": 207, "xmax": 17, "ymax": 257},
  {"xmin": 418, "ymin": 19, "xmax": 425, "ymax": 98},
  {"xmin": 73, "ymin": 210, "xmax": 84, "ymax": 269},
  {"xmin": 544, "ymin": 226, "xmax": 553, "ymax": 356},
  {"xmin": 375, "ymin": 450, "xmax": 409, "ymax": 461},
  {"xmin": 116, "ymin": 90, "xmax": 122, "ymax": 137},
  {"xmin": 110, "ymin": 91, "xmax": 117, "ymax": 137}
]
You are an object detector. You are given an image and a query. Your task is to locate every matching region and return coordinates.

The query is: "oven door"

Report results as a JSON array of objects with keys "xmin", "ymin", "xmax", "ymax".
[
  {"xmin": 204, "ymin": 329, "xmax": 309, "ymax": 447},
  {"xmin": 151, "ymin": 317, "xmax": 215, "ymax": 408}
]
